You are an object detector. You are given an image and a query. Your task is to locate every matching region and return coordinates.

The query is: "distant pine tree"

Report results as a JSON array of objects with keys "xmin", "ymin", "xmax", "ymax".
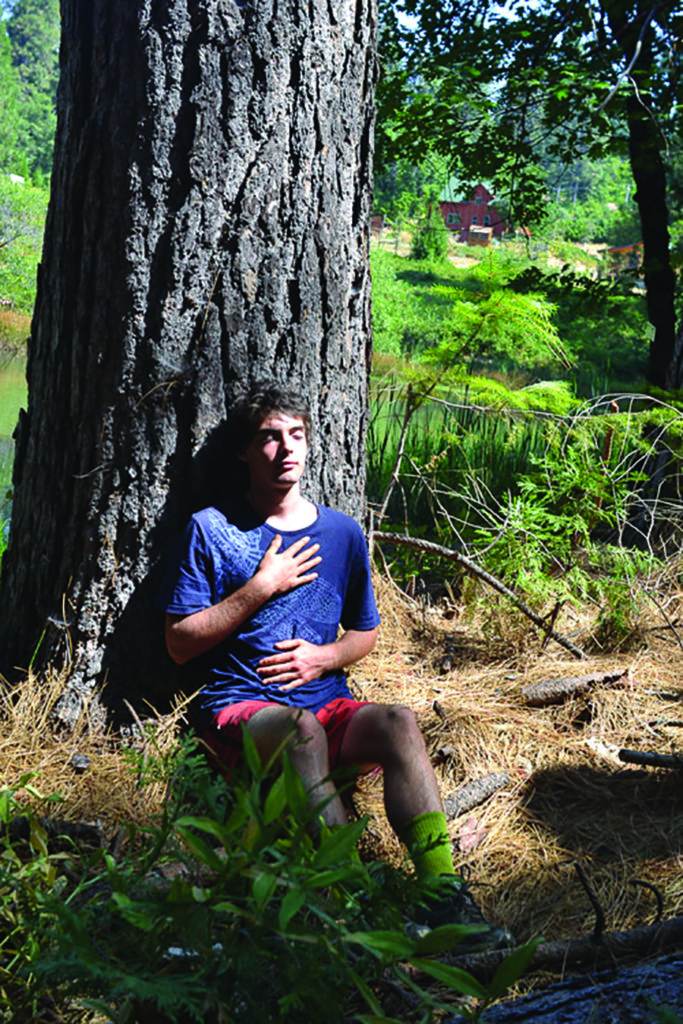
[
  {"xmin": 411, "ymin": 192, "xmax": 449, "ymax": 262},
  {"xmin": 0, "ymin": 22, "xmax": 23, "ymax": 172},
  {"xmin": 7, "ymin": 0, "xmax": 59, "ymax": 175}
]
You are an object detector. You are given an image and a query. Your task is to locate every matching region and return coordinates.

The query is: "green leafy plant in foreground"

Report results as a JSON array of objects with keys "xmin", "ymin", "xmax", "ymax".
[
  {"xmin": 0, "ymin": 773, "xmax": 67, "ymax": 1020},
  {"xmin": 0, "ymin": 735, "xmax": 538, "ymax": 1023}
]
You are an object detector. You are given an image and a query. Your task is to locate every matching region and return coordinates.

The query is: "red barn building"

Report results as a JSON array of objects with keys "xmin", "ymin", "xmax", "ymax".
[{"xmin": 439, "ymin": 183, "xmax": 505, "ymax": 243}]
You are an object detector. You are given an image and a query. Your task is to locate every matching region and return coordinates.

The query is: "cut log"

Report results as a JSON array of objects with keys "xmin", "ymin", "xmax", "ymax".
[
  {"xmin": 448, "ymin": 954, "xmax": 683, "ymax": 1023},
  {"xmin": 521, "ymin": 668, "xmax": 630, "ymax": 707},
  {"xmin": 441, "ymin": 914, "xmax": 683, "ymax": 983},
  {"xmin": 618, "ymin": 748, "xmax": 683, "ymax": 770},
  {"xmin": 444, "ymin": 773, "xmax": 510, "ymax": 820}
]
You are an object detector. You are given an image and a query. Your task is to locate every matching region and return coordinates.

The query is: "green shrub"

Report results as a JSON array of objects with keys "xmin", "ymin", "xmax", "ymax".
[
  {"xmin": 371, "ymin": 247, "xmax": 566, "ymax": 374},
  {"xmin": 0, "ymin": 736, "xmax": 536, "ymax": 1023},
  {"xmin": 370, "ymin": 240, "xmax": 651, "ymax": 397},
  {"xmin": 371, "ymin": 248, "xmax": 458, "ymax": 357},
  {"xmin": 466, "ymin": 411, "xmax": 676, "ymax": 643},
  {"xmin": 370, "ymin": 376, "xmax": 682, "ymax": 647},
  {"xmin": 0, "ymin": 177, "xmax": 48, "ymax": 313}
]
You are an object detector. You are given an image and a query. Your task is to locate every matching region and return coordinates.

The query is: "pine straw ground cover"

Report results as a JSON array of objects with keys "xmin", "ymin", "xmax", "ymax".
[
  {"xmin": 0, "ymin": 570, "xmax": 682, "ymax": 1002},
  {"xmin": 351, "ymin": 576, "xmax": 683, "ymax": 971}
]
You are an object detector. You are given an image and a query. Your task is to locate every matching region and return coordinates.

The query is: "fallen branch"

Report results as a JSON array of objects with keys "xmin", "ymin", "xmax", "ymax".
[
  {"xmin": 539, "ymin": 600, "xmax": 563, "ymax": 652},
  {"xmin": 573, "ymin": 862, "xmax": 606, "ymax": 941},
  {"xmin": 373, "ymin": 532, "xmax": 586, "ymax": 660},
  {"xmin": 444, "ymin": 772, "xmax": 510, "ymax": 820},
  {"xmin": 434, "ymin": 914, "xmax": 683, "ymax": 984},
  {"xmin": 8, "ymin": 816, "xmax": 104, "ymax": 850},
  {"xmin": 521, "ymin": 668, "xmax": 630, "ymax": 707},
  {"xmin": 618, "ymin": 748, "xmax": 683, "ymax": 770}
]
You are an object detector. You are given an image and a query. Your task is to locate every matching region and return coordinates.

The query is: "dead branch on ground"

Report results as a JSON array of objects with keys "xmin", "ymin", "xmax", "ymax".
[
  {"xmin": 373, "ymin": 531, "xmax": 586, "ymax": 660},
  {"xmin": 618, "ymin": 748, "xmax": 683, "ymax": 770},
  {"xmin": 429, "ymin": 914, "xmax": 683, "ymax": 984}
]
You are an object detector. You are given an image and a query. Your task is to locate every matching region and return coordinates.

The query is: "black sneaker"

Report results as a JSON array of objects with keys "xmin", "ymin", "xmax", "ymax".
[{"xmin": 407, "ymin": 875, "xmax": 514, "ymax": 953}]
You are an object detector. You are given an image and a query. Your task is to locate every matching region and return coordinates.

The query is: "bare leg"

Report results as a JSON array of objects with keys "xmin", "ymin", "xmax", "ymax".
[
  {"xmin": 338, "ymin": 703, "xmax": 442, "ymax": 835},
  {"xmin": 246, "ymin": 704, "xmax": 348, "ymax": 827}
]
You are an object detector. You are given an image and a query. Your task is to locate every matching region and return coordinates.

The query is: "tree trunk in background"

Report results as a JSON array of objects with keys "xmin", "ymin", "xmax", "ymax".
[
  {"xmin": 0, "ymin": 0, "xmax": 377, "ymax": 722},
  {"xmin": 625, "ymin": 86, "xmax": 679, "ymax": 389},
  {"xmin": 602, "ymin": 0, "xmax": 680, "ymax": 390}
]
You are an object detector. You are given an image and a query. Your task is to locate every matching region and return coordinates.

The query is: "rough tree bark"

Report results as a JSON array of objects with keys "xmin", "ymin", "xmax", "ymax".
[{"xmin": 0, "ymin": 0, "xmax": 377, "ymax": 721}]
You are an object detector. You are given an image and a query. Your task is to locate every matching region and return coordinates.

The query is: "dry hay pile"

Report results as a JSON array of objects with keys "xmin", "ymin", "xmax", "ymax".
[
  {"xmin": 351, "ymin": 575, "xmax": 683, "ymax": 951},
  {"xmin": 0, "ymin": 665, "xmax": 185, "ymax": 827}
]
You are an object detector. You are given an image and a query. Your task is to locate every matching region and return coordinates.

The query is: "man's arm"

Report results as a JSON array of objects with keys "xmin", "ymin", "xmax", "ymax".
[
  {"xmin": 165, "ymin": 534, "xmax": 321, "ymax": 665},
  {"xmin": 256, "ymin": 627, "xmax": 379, "ymax": 692}
]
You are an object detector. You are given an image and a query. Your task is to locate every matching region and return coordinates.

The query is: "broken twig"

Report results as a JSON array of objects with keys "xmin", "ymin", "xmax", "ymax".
[
  {"xmin": 373, "ymin": 531, "xmax": 586, "ymax": 660},
  {"xmin": 522, "ymin": 668, "xmax": 630, "ymax": 707},
  {"xmin": 432, "ymin": 700, "xmax": 448, "ymax": 722},
  {"xmin": 574, "ymin": 861, "xmax": 606, "ymax": 941},
  {"xmin": 629, "ymin": 879, "xmax": 664, "ymax": 924},
  {"xmin": 431, "ymin": 914, "xmax": 683, "ymax": 983}
]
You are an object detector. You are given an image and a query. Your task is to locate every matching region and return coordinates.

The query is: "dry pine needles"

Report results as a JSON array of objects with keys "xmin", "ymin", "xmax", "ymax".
[{"xmin": 0, "ymin": 571, "xmax": 682, "ymax": 983}]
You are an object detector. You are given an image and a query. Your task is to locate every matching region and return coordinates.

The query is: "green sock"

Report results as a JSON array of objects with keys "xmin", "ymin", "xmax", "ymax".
[{"xmin": 401, "ymin": 810, "xmax": 455, "ymax": 881}]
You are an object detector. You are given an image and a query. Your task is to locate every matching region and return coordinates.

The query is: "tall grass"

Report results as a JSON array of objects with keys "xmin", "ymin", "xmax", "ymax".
[{"xmin": 367, "ymin": 380, "xmax": 549, "ymax": 535}]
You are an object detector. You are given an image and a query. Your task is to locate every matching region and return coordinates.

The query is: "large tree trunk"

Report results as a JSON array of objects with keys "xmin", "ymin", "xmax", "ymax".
[{"xmin": 0, "ymin": 0, "xmax": 377, "ymax": 722}]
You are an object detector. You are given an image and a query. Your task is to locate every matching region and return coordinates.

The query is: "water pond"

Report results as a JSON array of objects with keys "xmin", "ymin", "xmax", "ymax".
[
  {"xmin": 0, "ymin": 355, "xmax": 26, "ymax": 534},
  {"xmin": 0, "ymin": 353, "xmax": 26, "ymax": 442}
]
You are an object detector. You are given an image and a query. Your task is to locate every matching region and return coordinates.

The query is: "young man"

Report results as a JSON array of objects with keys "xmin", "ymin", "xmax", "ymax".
[{"xmin": 164, "ymin": 383, "xmax": 510, "ymax": 946}]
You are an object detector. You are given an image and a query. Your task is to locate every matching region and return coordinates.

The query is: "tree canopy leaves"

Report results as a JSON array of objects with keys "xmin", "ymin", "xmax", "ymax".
[
  {"xmin": 377, "ymin": 0, "xmax": 683, "ymax": 386},
  {"xmin": 5, "ymin": 0, "xmax": 60, "ymax": 176}
]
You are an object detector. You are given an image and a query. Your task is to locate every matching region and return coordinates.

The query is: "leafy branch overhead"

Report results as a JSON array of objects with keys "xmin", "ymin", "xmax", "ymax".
[
  {"xmin": 378, "ymin": 0, "xmax": 679, "ymax": 212},
  {"xmin": 377, "ymin": 0, "xmax": 683, "ymax": 387}
]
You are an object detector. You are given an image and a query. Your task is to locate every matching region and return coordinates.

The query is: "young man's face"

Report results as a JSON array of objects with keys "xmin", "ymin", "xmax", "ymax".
[{"xmin": 241, "ymin": 411, "xmax": 309, "ymax": 493}]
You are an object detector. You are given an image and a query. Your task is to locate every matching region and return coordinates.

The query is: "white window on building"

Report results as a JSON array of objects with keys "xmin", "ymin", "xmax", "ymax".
[
  {"xmin": 483, "ymin": 214, "xmax": 491, "ymax": 226},
  {"xmin": 471, "ymin": 215, "xmax": 478, "ymax": 225},
  {"xmin": 446, "ymin": 212, "xmax": 460, "ymax": 225},
  {"xmin": 474, "ymin": 194, "xmax": 484, "ymax": 204}
]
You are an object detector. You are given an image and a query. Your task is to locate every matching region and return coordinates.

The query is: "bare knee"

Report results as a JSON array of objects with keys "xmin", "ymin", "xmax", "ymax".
[
  {"xmin": 276, "ymin": 707, "xmax": 328, "ymax": 760},
  {"xmin": 247, "ymin": 705, "xmax": 327, "ymax": 764},
  {"xmin": 369, "ymin": 704, "xmax": 424, "ymax": 758},
  {"xmin": 288, "ymin": 708, "xmax": 325, "ymax": 746}
]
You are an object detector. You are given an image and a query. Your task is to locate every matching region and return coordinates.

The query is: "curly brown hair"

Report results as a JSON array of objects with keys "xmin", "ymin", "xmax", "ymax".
[{"xmin": 229, "ymin": 382, "xmax": 312, "ymax": 453}]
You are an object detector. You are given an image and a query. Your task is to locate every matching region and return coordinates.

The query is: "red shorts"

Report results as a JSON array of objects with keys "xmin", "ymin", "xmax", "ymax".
[{"xmin": 199, "ymin": 697, "xmax": 370, "ymax": 778}]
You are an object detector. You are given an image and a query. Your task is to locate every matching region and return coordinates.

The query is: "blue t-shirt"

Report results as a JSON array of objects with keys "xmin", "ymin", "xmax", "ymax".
[{"xmin": 165, "ymin": 503, "xmax": 380, "ymax": 715}]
